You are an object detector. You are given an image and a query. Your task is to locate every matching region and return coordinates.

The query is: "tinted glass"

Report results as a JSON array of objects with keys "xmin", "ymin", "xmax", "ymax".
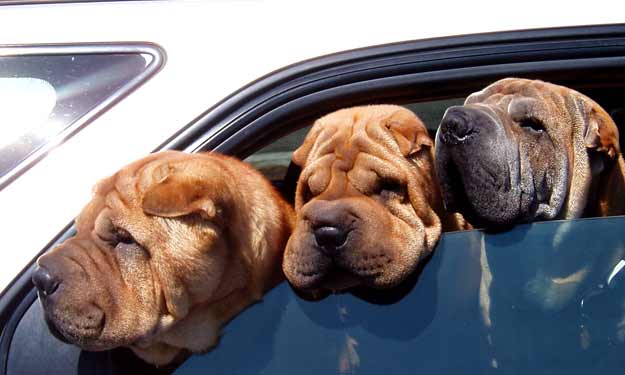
[
  {"xmin": 170, "ymin": 216, "xmax": 625, "ymax": 374},
  {"xmin": 0, "ymin": 53, "xmax": 149, "ymax": 180}
]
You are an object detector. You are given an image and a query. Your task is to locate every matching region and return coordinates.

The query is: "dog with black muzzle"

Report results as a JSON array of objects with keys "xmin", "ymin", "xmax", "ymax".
[
  {"xmin": 283, "ymin": 105, "xmax": 468, "ymax": 299},
  {"xmin": 435, "ymin": 78, "xmax": 625, "ymax": 372},
  {"xmin": 435, "ymin": 78, "xmax": 625, "ymax": 227}
]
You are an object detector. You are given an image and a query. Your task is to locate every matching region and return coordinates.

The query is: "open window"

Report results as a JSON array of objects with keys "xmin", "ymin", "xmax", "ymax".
[{"xmin": 3, "ymin": 25, "xmax": 625, "ymax": 375}]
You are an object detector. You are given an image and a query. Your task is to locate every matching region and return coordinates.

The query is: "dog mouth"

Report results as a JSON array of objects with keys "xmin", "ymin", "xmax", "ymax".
[
  {"xmin": 290, "ymin": 267, "xmax": 361, "ymax": 301},
  {"xmin": 439, "ymin": 145, "xmax": 535, "ymax": 228},
  {"xmin": 42, "ymin": 299, "xmax": 107, "ymax": 349},
  {"xmin": 291, "ymin": 251, "xmax": 394, "ymax": 297}
]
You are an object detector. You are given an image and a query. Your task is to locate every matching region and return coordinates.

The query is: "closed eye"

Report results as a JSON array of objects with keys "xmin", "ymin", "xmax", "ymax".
[
  {"xmin": 519, "ymin": 117, "xmax": 545, "ymax": 133},
  {"xmin": 97, "ymin": 226, "xmax": 135, "ymax": 247},
  {"xmin": 114, "ymin": 227, "xmax": 135, "ymax": 245},
  {"xmin": 379, "ymin": 178, "xmax": 403, "ymax": 194}
]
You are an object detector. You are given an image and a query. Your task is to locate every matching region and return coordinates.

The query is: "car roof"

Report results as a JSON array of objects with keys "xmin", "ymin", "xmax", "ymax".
[{"xmin": 0, "ymin": 0, "xmax": 623, "ymax": 292}]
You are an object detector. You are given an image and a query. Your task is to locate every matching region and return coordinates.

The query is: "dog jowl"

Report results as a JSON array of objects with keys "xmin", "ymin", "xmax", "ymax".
[
  {"xmin": 435, "ymin": 78, "xmax": 624, "ymax": 227},
  {"xmin": 32, "ymin": 151, "xmax": 294, "ymax": 366},
  {"xmin": 283, "ymin": 105, "xmax": 468, "ymax": 298}
]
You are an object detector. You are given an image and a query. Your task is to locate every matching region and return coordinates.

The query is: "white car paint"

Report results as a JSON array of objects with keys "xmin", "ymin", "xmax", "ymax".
[{"xmin": 0, "ymin": 0, "xmax": 623, "ymax": 292}]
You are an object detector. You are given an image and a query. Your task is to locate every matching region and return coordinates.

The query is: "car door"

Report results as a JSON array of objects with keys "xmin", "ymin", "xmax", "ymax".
[{"xmin": 3, "ymin": 24, "xmax": 625, "ymax": 375}]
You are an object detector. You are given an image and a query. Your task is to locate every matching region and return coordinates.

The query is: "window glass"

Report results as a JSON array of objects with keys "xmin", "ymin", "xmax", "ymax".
[
  {"xmin": 0, "ymin": 52, "xmax": 151, "ymax": 184},
  {"xmin": 171, "ymin": 216, "xmax": 625, "ymax": 374},
  {"xmin": 8, "ymin": 218, "xmax": 624, "ymax": 374},
  {"xmin": 244, "ymin": 98, "xmax": 465, "ymax": 182}
]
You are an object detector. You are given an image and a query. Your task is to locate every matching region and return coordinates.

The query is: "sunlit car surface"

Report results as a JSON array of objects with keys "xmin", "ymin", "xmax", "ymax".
[{"xmin": 2, "ymin": 1, "xmax": 625, "ymax": 374}]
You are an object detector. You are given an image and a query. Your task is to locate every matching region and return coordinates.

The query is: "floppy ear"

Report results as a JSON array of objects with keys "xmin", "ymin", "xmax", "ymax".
[
  {"xmin": 386, "ymin": 111, "xmax": 433, "ymax": 157},
  {"xmin": 291, "ymin": 125, "xmax": 323, "ymax": 167},
  {"xmin": 142, "ymin": 172, "xmax": 216, "ymax": 219},
  {"xmin": 291, "ymin": 141, "xmax": 312, "ymax": 168},
  {"xmin": 584, "ymin": 100, "xmax": 621, "ymax": 160}
]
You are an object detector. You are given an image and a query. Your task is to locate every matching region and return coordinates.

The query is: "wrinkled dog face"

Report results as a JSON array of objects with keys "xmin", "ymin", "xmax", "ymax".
[
  {"xmin": 33, "ymin": 152, "xmax": 236, "ymax": 352},
  {"xmin": 435, "ymin": 78, "xmax": 619, "ymax": 227},
  {"xmin": 283, "ymin": 105, "xmax": 441, "ymax": 296}
]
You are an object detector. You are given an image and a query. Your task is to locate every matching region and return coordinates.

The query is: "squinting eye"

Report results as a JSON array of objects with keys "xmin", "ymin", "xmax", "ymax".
[
  {"xmin": 378, "ymin": 178, "xmax": 405, "ymax": 195},
  {"xmin": 519, "ymin": 117, "xmax": 545, "ymax": 133},
  {"xmin": 113, "ymin": 227, "xmax": 135, "ymax": 245},
  {"xmin": 98, "ymin": 226, "xmax": 135, "ymax": 247}
]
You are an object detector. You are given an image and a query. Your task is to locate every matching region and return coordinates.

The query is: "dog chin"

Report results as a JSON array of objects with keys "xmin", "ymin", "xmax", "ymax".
[
  {"xmin": 320, "ymin": 270, "xmax": 361, "ymax": 292},
  {"xmin": 290, "ymin": 270, "xmax": 362, "ymax": 300},
  {"xmin": 45, "ymin": 315, "xmax": 107, "ymax": 350}
]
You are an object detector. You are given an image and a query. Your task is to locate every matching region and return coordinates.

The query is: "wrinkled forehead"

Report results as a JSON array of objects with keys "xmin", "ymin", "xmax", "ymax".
[
  {"xmin": 77, "ymin": 152, "xmax": 187, "ymax": 228},
  {"xmin": 465, "ymin": 79, "xmax": 571, "ymax": 110},
  {"xmin": 305, "ymin": 107, "xmax": 410, "ymax": 165}
]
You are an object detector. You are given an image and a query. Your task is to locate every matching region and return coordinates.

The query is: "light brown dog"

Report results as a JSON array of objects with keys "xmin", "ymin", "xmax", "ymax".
[
  {"xmin": 436, "ymin": 78, "xmax": 625, "ymax": 227},
  {"xmin": 283, "ymin": 105, "xmax": 468, "ymax": 297},
  {"xmin": 32, "ymin": 151, "xmax": 294, "ymax": 366}
]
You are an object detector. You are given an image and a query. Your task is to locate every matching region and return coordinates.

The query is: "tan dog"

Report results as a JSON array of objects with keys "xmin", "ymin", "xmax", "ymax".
[
  {"xmin": 435, "ymin": 78, "xmax": 625, "ymax": 227},
  {"xmin": 283, "ymin": 105, "xmax": 468, "ymax": 297},
  {"xmin": 32, "ymin": 151, "xmax": 294, "ymax": 366}
]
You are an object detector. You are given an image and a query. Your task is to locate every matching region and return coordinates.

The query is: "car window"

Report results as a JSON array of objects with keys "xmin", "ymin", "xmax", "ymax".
[
  {"xmin": 180, "ymin": 216, "xmax": 625, "ymax": 374},
  {"xmin": 7, "ymin": 216, "xmax": 625, "ymax": 375},
  {"xmin": 0, "ymin": 45, "xmax": 163, "ymax": 190},
  {"xmin": 244, "ymin": 98, "xmax": 465, "ymax": 182}
]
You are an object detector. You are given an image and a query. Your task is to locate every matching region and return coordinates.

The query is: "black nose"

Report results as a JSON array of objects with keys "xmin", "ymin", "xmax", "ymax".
[
  {"xmin": 314, "ymin": 226, "xmax": 348, "ymax": 254},
  {"xmin": 439, "ymin": 107, "xmax": 475, "ymax": 144},
  {"xmin": 32, "ymin": 266, "xmax": 60, "ymax": 296}
]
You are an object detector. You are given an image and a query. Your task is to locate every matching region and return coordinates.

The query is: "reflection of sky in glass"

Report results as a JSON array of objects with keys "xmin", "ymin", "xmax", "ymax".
[
  {"xmin": 0, "ymin": 53, "xmax": 148, "ymax": 179},
  {"xmin": 0, "ymin": 77, "xmax": 56, "ymax": 147}
]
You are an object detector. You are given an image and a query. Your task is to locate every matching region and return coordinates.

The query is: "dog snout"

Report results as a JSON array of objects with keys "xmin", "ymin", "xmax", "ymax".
[
  {"xmin": 439, "ymin": 106, "xmax": 477, "ymax": 144},
  {"xmin": 303, "ymin": 200, "xmax": 358, "ymax": 254},
  {"xmin": 32, "ymin": 265, "xmax": 61, "ymax": 297},
  {"xmin": 313, "ymin": 225, "xmax": 349, "ymax": 254}
]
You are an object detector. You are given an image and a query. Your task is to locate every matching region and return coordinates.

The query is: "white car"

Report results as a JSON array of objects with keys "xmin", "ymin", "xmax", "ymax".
[{"xmin": 1, "ymin": 1, "xmax": 625, "ymax": 374}]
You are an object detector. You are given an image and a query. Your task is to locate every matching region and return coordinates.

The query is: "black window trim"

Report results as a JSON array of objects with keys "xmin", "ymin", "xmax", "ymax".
[
  {"xmin": 0, "ymin": 42, "xmax": 167, "ymax": 191},
  {"xmin": 3, "ymin": 23, "xmax": 625, "ymax": 374}
]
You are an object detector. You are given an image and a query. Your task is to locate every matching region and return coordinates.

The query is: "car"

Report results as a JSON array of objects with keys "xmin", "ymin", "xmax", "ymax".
[{"xmin": 1, "ymin": 1, "xmax": 625, "ymax": 374}]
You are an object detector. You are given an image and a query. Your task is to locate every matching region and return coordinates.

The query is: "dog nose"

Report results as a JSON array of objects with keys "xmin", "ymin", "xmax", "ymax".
[
  {"xmin": 32, "ymin": 266, "xmax": 60, "ymax": 296},
  {"xmin": 439, "ymin": 107, "xmax": 475, "ymax": 144},
  {"xmin": 314, "ymin": 225, "xmax": 348, "ymax": 254}
]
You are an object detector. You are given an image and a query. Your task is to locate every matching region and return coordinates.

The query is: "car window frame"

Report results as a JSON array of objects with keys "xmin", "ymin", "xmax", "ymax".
[
  {"xmin": 0, "ymin": 42, "xmax": 166, "ymax": 191},
  {"xmin": 3, "ymin": 23, "xmax": 625, "ymax": 374}
]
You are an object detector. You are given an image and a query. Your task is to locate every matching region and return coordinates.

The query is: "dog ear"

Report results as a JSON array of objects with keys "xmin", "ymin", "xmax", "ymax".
[
  {"xmin": 142, "ymin": 172, "xmax": 216, "ymax": 219},
  {"xmin": 292, "ymin": 125, "xmax": 323, "ymax": 168},
  {"xmin": 583, "ymin": 99, "xmax": 621, "ymax": 160},
  {"xmin": 386, "ymin": 111, "xmax": 433, "ymax": 157}
]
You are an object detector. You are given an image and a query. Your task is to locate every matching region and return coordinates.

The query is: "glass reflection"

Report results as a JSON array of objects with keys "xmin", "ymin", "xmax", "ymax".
[
  {"xmin": 0, "ymin": 53, "xmax": 148, "ymax": 178},
  {"xmin": 168, "ymin": 216, "xmax": 625, "ymax": 374}
]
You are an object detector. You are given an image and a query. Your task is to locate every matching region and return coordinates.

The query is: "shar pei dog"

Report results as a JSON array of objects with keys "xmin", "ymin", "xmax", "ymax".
[
  {"xmin": 435, "ymin": 78, "xmax": 625, "ymax": 227},
  {"xmin": 435, "ymin": 78, "xmax": 625, "ymax": 372},
  {"xmin": 283, "ymin": 105, "xmax": 468, "ymax": 298},
  {"xmin": 32, "ymin": 151, "xmax": 294, "ymax": 366}
]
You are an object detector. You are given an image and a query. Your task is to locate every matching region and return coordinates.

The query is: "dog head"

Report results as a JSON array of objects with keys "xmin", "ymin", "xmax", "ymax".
[
  {"xmin": 32, "ymin": 151, "xmax": 288, "ymax": 364},
  {"xmin": 283, "ymin": 105, "xmax": 441, "ymax": 297},
  {"xmin": 435, "ymin": 78, "xmax": 620, "ymax": 227}
]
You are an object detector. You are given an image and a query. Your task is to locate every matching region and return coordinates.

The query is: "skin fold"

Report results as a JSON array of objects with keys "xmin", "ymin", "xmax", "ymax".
[
  {"xmin": 283, "ymin": 105, "xmax": 468, "ymax": 298},
  {"xmin": 435, "ymin": 78, "xmax": 624, "ymax": 227},
  {"xmin": 33, "ymin": 151, "xmax": 294, "ymax": 366}
]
